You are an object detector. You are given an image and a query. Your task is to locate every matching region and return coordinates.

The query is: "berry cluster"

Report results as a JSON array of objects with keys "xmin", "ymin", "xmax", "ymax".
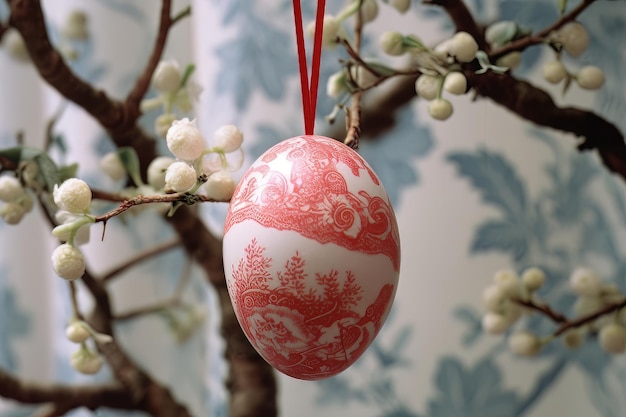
[
  {"xmin": 65, "ymin": 319, "xmax": 113, "ymax": 374},
  {"xmin": 50, "ymin": 178, "xmax": 95, "ymax": 280},
  {"xmin": 141, "ymin": 59, "xmax": 202, "ymax": 137},
  {"xmin": 482, "ymin": 267, "xmax": 626, "ymax": 357},
  {"xmin": 0, "ymin": 175, "xmax": 34, "ymax": 225},
  {"xmin": 541, "ymin": 22, "xmax": 604, "ymax": 91}
]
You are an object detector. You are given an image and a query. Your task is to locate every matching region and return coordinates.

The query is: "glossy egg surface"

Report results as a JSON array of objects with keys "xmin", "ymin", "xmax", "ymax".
[{"xmin": 223, "ymin": 135, "xmax": 400, "ymax": 380}]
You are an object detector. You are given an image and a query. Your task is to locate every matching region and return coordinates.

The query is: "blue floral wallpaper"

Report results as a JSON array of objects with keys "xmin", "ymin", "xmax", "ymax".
[{"xmin": 1, "ymin": 0, "xmax": 626, "ymax": 416}]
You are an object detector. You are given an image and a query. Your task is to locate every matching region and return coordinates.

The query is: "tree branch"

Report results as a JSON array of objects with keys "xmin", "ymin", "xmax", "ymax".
[
  {"xmin": 0, "ymin": 367, "xmax": 132, "ymax": 410},
  {"xmin": 124, "ymin": 0, "xmax": 172, "ymax": 117},
  {"xmin": 101, "ymin": 237, "xmax": 181, "ymax": 283},
  {"xmin": 344, "ymin": 1, "xmax": 364, "ymax": 149},
  {"xmin": 467, "ymin": 70, "xmax": 626, "ymax": 183},
  {"xmin": 490, "ymin": 0, "xmax": 598, "ymax": 61}
]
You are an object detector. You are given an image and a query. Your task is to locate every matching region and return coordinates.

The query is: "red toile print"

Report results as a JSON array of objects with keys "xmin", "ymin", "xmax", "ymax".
[
  {"xmin": 225, "ymin": 136, "xmax": 400, "ymax": 270},
  {"xmin": 226, "ymin": 238, "xmax": 395, "ymax": 380}
]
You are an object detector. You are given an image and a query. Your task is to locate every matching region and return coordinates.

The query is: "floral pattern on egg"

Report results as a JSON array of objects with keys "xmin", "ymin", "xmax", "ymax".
[{"xmin": 224, "ymin": 135, "xmax": 400, "ymax": 380}]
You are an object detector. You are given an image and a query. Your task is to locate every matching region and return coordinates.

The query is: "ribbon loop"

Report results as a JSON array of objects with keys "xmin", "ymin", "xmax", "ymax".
[{"xmin": 293, "ymin": 0, "xmax": 327, "ymax": 135}]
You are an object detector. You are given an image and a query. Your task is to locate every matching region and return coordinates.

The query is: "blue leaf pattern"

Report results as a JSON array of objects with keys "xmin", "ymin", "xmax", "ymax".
[
  {"xmin": 427, "ymin": 357, "xmax": 519, "ymax": 417},
  {"xmin": 214, "ymin": 4, "xmax": 297, "ymax": 110},
  {"xmin": 0, "ymin": 269, "xmax": 31, "ymax": 373}
]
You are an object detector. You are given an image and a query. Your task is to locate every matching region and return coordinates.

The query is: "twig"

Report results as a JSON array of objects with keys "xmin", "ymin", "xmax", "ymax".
[
  {"xmin": 114, "ymin": 298, "xmax": 182, "ymax": 321},
  {"xmin": 101, "ymin": 237, "xmax": 181, "ymax": 283},
  {"xmin": 513, "ymin": 295, "xmax": 626, "ymax": 338},
  {"xmin": 554, "ymin": 298, "xmax": 626, "ymax": 337},
  {"xmin": 113, "ymin": 252, "xmax": 193, "ymax": 321},
  {"xmin": 124, "ymin": 0, "xmax": 172, "ymax": 117},
  {"xmin": 344, "ymin": 1, "xmax": 364, "ymax": 149},
  {"xmin": 490, "ymin": 0, "xmax": 598, "ymax": 61},
  {"xmin": 93, "ymin": 192, "xmax": 222, "ymax": 224},
  {"xmin": 68, "ymin": 281, "xmax": 82, "ymax": 320},
  {"xmin": 513, "ymin": 297, "xmax": 568, "ymax": 323}
]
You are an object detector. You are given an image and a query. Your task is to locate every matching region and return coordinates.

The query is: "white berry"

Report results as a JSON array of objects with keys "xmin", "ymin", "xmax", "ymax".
[
  {"xmin": 71, "ymin": 348, "xmax": 104, "ymax": 375},
  {"xmin": 576, "ymin": 66, "xmax": 605, "ymax": 90},
  {"xmin": 62, "ymin": 10, "xmax": 89, "ymax": 41},
  {"xmin": 99, "ymin": 152, "xmax": 126, "ymax": 181},
  {"xmin": 482, "ymin": 312, "xmax": 510, "ymax": 334},
  {"xmin": 443, "ymin": 72, "xmax": 467, "ymax": 95},
  {"xmin": 379, "ymin": 32, "xmax": 405, "ymax": 56},
  {"xmin": 570, "ymin": 267, "xmax": 601, "ymax": 297},
  {"xmin": 562, "ymin": 328, "xmax": 584, "ymax": 349},
  {"xmin": 542, "ymin": 60, "xmax": 567, "ymax": 84},
  {"xmin": 449, "ymin": 31, "xmax": 478, "ymax": 63},
  {"xmin": 165, "ymin": 161, "xmax": 197, "ymax": 193},
  {"xmin": 204, "ymin": 171, "xmax": 236, "ymax": 201},
  {"xmin": 509, "ymin": 330, "xmax": 542, "ymax": 356},
  {"xmin": 0, "ymin": 176, "xmax": 25, "ymax": 202},
  {"xmin": 307, "ymin": 15, "xmax": 340, "ymax": 48},
  {"xmin": 51, "ymin": 243, "xmax": 86, "ymax": 280},
  {"xmin": 147, "ymin": 156, "xmax": 175, "ymax": 190},
  {"xmin": 493, "ymin": 269, "xmax": 520, "ymax": 298},
  {"xmin": 53, "ymin": 178, "xmax": 92, "ymax": 213},
  {"xmin": 496, "ymin": 52, "xmax": 522, "ymax": 70},
  {"xmin": 66, "ymin": 322, "xmax": 91, "ymax": 343},
  {"xmin": 350, "ymin": 65, "xmax": 378, "ymax": 90},
  {"xmin": 0, "ymin": 202, "xmax": 26, "ymax": 225},
  {"xmin": 152, "ymin": 60, "xmax": 181, "ymax": 93},
  {"xmin": 521, "ymin": 267, "xmax": 545, "ymax": 292},
  {"xmin": 415, "ymin": 74, "xmax": 440, "ymax": 101},
  {"xmin": 428, "ymin": 98, "xmax": 453, "ymax": 121},
  {"xmin": 53, "ymin": 210, "xmax": 91, "ymax": 246},
  {"xmin": 599, "ymin": 323, "xmax": 626, "ymax": 354},
  {"xmin": 482, "ymin": 284, "xmax": 506, "ymax": 311},
  {"xmin": 389, "ymin": 0, "xmax": 411, "ymax": 13},
  {"xmin": 155, "ymin": 113, "xmax": 177, "ymax": 137},
  {"xmin": 166, "ymin": 118, "xmax": 205, "ymax": 161},
  {"xmin": 327, "ymin": 71, "xmax": 348, "ymax": 98},
  {"xmin": 2, "ymin": 28, "xmax": 30, "ymax": 63},
  {"xmin": 213, "ymin": 125, "xmax": 244, "ymax": 153},
  {"xmin": 360, "ymin": 0, "xmax": 379, "ymax": 23},
  {"xmin": 557, "ymin": 21, "xmax": 589, "ymax": 58}
]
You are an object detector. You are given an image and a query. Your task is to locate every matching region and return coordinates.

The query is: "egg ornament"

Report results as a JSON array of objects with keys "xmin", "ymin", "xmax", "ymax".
[{"xmin": 223, "ymin": 135, "xmax": 400, "ymax": 380}]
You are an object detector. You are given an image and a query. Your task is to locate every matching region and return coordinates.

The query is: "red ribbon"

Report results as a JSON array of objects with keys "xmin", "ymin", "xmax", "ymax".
[{"xmin": 292, "ymin": 0, "xmax": 327, "ymax": 135}]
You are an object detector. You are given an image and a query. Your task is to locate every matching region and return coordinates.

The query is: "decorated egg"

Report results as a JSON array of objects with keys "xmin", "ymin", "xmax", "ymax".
[{"xmin": 223, "ymin": 135, "xmax": 400, "ymax": 380}]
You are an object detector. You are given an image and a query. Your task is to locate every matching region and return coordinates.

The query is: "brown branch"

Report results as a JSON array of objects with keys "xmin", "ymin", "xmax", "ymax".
[
  {"xmin": 513, "ymin": 297, "xmax": 568, "ymax": 323},
  {"xmin": 93, "ymin": 192, "xmax": 222, "ymax": 224},
  {"xmin": 422, "ymin": 0, "xmax": 488, "ymax": 50},
  {"xmin": 114, "ymin": 298, "xmax": 181, "ymax": 321},
  {"xmin": 343, "ymin": 2, "xmax": 364, "ymax": 149},
  {"xmin": 490, "ymin": 0, "xmax": 598, "ymax": 61},
  {"xmin": 467, "ymin": 70, "xmax": 626, "ymax": 183},
  {"xmin": 8, "ymin": 0, "xmax": 156, "ymax": 173},
  {"xmin": 554, "ymin": 298, "xmax": 626, "ymax": 337},
  {"xmin": 124, "ymin": 0, "xmax": 172, "ymax": 117},
  {"xmin": 10, "ymin": 0, "xmax": 277, "ymax": 414},
  {"xmin": 0, "ymin": 367, "xmax": 132, "ymax": 410},
  {"xmin": 101, "ymin": 237, "xmax": 181, "ymax": 283}
]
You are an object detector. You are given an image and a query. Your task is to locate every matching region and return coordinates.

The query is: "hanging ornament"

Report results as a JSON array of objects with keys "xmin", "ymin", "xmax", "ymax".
[{"xmin": 223, "ymin": 0, "xmax": 401, "ymax": 380}]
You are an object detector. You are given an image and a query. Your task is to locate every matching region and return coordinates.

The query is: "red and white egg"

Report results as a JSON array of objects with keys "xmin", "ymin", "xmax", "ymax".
[{"xmin": 223, "ymin": 135, "xmax": 400, "ymax": 380}]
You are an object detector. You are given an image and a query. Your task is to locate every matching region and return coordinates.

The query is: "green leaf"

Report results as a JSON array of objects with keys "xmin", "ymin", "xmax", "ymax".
[
  {"xmin": 0, "ymin": 147, "xmax": 24, "ymax": 165},
  {"xmin": 117, "ymin": 147, "xmax": 143, "ymax": 186},
  {"xmin": 57, "ymin": 163, "xmax": 79, "ymax": 183},
  {"xmin": 180, "ymin": 63, "xmax": 196, "ymax": 88},
  {"xmin": 34, "ymin": 153, "xmax": 60, "ymax": 191}
]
